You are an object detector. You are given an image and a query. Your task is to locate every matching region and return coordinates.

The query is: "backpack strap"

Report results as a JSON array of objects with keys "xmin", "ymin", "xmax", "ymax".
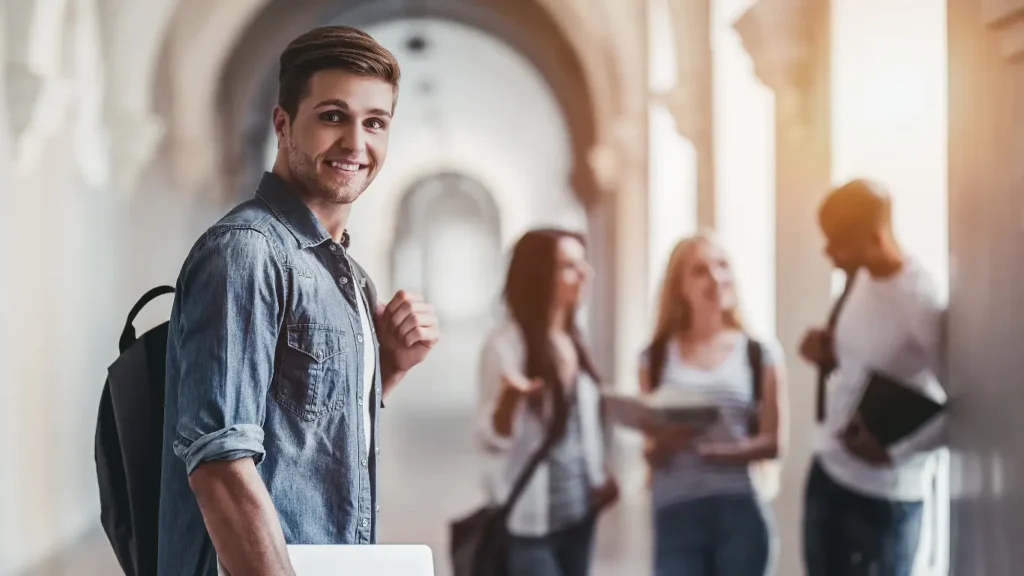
[
  {"xmin": 118, "ymin": 286, "xmax": 175, "ymax": 353},
  {"xmin": 646, "ymin": 336, "xmax": 670, "ymax": 391},
  {"xmin": 746, "ymin": 337, "xmax": 764, "ymax": 436}
]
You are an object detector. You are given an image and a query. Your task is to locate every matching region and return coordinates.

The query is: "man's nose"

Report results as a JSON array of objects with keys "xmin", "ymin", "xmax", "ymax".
[{"xmin": 339, "ymin": 122, "xmax": 366, "ymax": 154}]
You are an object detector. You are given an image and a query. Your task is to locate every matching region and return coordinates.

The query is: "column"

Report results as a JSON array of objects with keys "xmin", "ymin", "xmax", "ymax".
[
  {"xmin": 100, "ymin": 0, "xmax": 169, "ymax": 197},
  {"xmin": 734, "ymin": 2, "xmax": 833, "ymax": 575},
  {"xmin": 585, "ymin": 115, "xmax": 648, "ymax": 395},
  {"xmin": 658, "ymin": 0, "xmax": 715, "ymax": 229},
  {"xmin": 947, "ymin": 1, "xmax": 1024, "ymax": 574},
  {"xmin": 0, "ymin": 3, "xmax": 18, "ymax": 570}
]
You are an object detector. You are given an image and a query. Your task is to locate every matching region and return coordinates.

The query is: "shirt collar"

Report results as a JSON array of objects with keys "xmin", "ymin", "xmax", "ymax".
[{"xmin": 254, "ymin": 171, "xmax": 349, "ymax": 249}]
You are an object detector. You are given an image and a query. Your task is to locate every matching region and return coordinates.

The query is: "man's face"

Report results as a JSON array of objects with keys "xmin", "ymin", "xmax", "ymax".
[
  {"xmin": 821, "ymin": 222, "xmax": 872, "ymax": 272},
  {"xmin": 273, "ymin": 69, "xmax": 394, "ymax": 205}
]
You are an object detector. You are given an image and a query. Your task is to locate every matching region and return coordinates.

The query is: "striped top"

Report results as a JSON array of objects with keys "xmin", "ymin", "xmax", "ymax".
[
  {"xmin": 644, "ymin": 334, "xmax": 780, "ymax": 509},
  {"xmin": 546, "ymin": 388, "xmax": 592, "ymax": 531}
]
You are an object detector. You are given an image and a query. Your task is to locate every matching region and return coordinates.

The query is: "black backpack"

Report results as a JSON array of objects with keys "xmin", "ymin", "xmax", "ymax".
[{"xmin": 95, "ymin": 286, "xmax": 174, "ymax": 576}]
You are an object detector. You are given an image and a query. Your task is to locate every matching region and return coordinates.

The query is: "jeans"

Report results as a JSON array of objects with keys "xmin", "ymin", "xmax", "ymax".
[
  {"xmin": 654, "ymin": 493, "xmax": 774, "ymax": 576},
  {"xmin": 508, "ymin": 518, "xmax": 596, "ymax": 576},
  {"xmin": 803, "ymin": 459, "xmax": 924, "ymax": 576}
]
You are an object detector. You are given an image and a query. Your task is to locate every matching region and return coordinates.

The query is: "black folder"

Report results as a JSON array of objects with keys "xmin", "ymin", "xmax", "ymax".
[{"xmin": 852, "ymin": 371, "xmax": 945, "ymax": 446}]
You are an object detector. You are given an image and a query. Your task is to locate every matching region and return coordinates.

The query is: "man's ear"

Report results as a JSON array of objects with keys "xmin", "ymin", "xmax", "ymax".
[{"xmin": 271, "ymin": 105, "xmax": 290, "ymax": 140}]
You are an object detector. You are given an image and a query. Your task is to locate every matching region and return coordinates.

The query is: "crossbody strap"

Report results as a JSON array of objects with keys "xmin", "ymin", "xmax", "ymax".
[
  {"xmin": 746, "ymin": 337, "xmax": 764, "ymax": 436},
  {"xmin": 500, "ymin": 387, "xmax": 567, "ymax": 515},
  {"xmin": 817, "ymin": 270, "xmax": 859, "ymax": 421}
]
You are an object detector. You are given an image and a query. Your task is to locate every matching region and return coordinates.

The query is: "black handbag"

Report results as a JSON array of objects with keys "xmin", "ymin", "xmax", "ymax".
[{"xmin": 449, "ymin": 401, "xmax": 566, "ymax": 576}]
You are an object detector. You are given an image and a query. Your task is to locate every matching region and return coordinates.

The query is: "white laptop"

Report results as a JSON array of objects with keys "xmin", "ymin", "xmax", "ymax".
[{"xmin": 218, "ymin": 545, "xmax": 434, "ymax": 576}]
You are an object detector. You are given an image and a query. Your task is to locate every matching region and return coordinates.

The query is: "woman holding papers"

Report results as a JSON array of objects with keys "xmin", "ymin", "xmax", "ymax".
[
  {"xmin": 640, "ymin": 233, "xmax": 788, "ymax": 576},
  {"xmin": 476, "ymin": 228, "xmax": 619, "ymax": 576}
]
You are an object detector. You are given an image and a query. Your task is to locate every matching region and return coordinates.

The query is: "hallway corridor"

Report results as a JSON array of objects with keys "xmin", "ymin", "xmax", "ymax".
[{"xmin": 5, "ymin": 0, "xmax": 1024, "ymax": 573}]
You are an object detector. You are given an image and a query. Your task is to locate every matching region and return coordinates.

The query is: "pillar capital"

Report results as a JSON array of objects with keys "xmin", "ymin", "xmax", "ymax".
[
  {"xmin": 653, "ymin": 84, "xmax": 703, "ymax": 143},
  {"xmin": 733, "ymin": 0, "xmax": 822, "ymax": 128},
  {"xmin": 652, "ymin": 0, "xmax": 711, "ymax": 144},
  {"xmin": 4, "ymin": 0, "xmax": 60, "ymax": 146},
  {"xmin": 984, "ymin": 1, "xmax": 1024, "ymax": 61},
  {"xmin": 108, "ymin": 109, "xmax": 165, "ymax": 197},
  {"xmin": 586, "ymin": 117, "xmax": 644, "ymax": 196}
]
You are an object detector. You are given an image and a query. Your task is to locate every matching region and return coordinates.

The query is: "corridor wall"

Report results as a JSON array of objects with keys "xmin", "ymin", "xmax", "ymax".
[{"xmin": 947, "ymin": 0, "xmax": 1024, "ymax": 573}]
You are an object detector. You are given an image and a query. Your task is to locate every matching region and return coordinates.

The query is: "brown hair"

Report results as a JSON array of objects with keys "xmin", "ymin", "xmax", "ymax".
[{"xmin": 277, "ymin": 25, "xmax": 401, "ymax": 119}]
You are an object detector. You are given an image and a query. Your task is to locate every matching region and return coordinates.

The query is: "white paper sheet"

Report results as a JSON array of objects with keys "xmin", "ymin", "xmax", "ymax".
[{"xmin": 217, "ymin": 544, "xmax": 434, "ymax": 576}]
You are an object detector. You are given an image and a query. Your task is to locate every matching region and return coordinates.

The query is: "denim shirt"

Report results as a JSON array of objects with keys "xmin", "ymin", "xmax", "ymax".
[{"xmin": 157, "ymin": 172, "xmax": 383, "ymax": 576}]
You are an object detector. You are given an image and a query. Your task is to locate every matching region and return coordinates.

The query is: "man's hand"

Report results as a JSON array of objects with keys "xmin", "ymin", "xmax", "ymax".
[
  {"xmin": 375, "ymin": 290, "xmax": 440, "ymax": 373},
  {"xmin": 840, "ymin": 413, "xmax": 892, "ymax": 466},
  {"xmin": 799, "ymin": 327, "xmax": 836, "ymax": 369}
]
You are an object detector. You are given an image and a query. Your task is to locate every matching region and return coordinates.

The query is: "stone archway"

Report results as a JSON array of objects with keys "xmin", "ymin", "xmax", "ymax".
[{"xmin": 390, "ymin": 172, "xmax": 502, "ymax": 324}]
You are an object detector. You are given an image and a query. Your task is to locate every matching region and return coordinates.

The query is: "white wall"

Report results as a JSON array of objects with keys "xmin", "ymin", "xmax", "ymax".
[
  {"xmin": 0, "ymin": 2, "xmax": 230, "ymax": 572},
  {"xmin": 1, "ymin": 4, "xmax": 18, "ymax": 568},
  {"xmin": 0, "ymin": 1, "xmax": 127, "ymax": 571}
]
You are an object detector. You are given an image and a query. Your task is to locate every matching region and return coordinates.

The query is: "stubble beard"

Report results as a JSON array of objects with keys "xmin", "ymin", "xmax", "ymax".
[{"xmin": 287, "ymin": 140, "xmax": 365, "ymax": 205}]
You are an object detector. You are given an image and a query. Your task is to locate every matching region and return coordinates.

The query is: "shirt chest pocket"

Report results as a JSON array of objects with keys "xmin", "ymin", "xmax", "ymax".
[{"xmin": 274, "ymin": 324, "xmax": 350, "ymax": 421}]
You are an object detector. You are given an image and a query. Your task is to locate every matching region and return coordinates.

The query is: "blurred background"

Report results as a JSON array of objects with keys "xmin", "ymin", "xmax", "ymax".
[{"xmin": 1, "ymin": 0, "xmax": 1022, "ymax": 574}]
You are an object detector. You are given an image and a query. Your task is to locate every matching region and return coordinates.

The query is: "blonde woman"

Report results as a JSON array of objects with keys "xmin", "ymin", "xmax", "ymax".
[{"xmin": 640, "ymin": 233, "xmax": 787, "ymax": 576}]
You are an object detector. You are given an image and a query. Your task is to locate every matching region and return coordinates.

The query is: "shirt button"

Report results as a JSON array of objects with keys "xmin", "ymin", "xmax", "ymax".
[
  {"xmin": 375, "ymin": 446, "xmax": 380, "ymax": 455},
  {"xmin": 357, "ymin": 335, "xmax": 363, "ymax": 343},
  {"xmin": 338, "ymin": 277, "xmax": 348, "ymax": 285},
  {"xmin": 358, "ymin": 397, "xmax": 363, "ymax": 407},
  {"xmin": 362, "ymin": 458, "xmax": 368, "ymax": 467},
  {"xmin": 314, "ymin": 350, "xmax": 323, "ymax": 360},
  {"xmin": 375, "ymin": 505, "xmax": 380, "ymax": 514},
  {"xmin": 362, "ymin": 519, "xmax": 368, "ymax": 528},
  {"xmin": 329, "ymin": 245, "xmax": 337, "ymax": 252}
]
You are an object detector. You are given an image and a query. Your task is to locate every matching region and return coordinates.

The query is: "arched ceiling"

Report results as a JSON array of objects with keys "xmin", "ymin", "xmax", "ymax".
[{"xmin": 148, "ymin": 0, "xmax": 622, "ymax": 204}]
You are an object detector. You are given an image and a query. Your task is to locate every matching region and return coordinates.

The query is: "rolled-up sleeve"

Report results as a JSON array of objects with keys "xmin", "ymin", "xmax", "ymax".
[
  {"xmin": 170, "ymin": 229, "xmax": 283, "ymax": 475},
  {"xmin": 476, "ymin": 323, "xmax": 526, "ymax": 452}
]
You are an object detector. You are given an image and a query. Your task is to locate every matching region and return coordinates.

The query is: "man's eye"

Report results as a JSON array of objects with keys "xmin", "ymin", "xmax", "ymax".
[
  {"xmin": 366, "ymin": 118, "xmax": 386, "ymax": 130},
  {"xmin": 321, "ymin": 111, "xmax": 343, "ymax": 122}
]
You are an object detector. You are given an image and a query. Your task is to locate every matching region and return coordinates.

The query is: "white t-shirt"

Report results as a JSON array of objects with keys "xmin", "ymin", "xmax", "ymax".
[
  {"xmin": 816, "ymin": 257, "xmax": 947, "ymax": 502},
  {"xmin": 353, "ymin": 283, "xmax": 375, "ymax": 455}
]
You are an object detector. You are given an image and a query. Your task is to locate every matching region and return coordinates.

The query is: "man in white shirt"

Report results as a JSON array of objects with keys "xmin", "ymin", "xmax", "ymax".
[{"xmin": 799, "ymin": 179, "xmax": 947, "ymax": 576}]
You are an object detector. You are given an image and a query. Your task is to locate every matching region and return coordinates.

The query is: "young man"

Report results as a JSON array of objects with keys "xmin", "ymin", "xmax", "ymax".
[
  {"xmin": 799, "ymin": 179, "xmax": 946, "ymax": 576},
  {"xmin": 157, "ymin": 26, "xmax": 440, "ymax": 576}
]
